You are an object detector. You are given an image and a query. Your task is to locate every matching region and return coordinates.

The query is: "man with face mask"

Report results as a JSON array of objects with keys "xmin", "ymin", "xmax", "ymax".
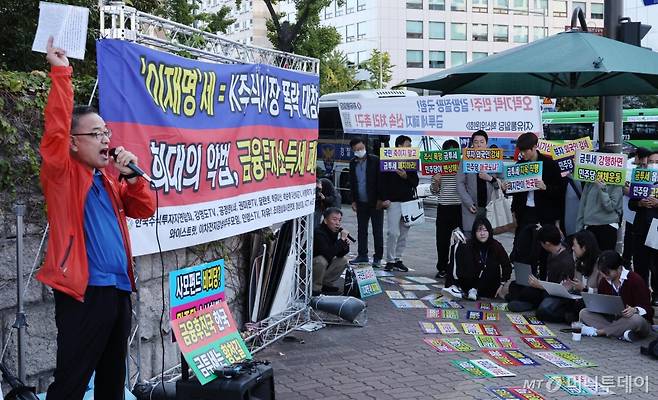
[
  {"xmin": 348, "ymin": 138, "xmax": 384, "ymax": 267},
  {"xmin": 629, "ymin": 150, "xmax": 658, "ymax": 306}
]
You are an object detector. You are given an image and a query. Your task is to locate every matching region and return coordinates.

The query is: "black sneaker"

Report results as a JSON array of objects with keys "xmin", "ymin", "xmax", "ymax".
[
  {"xmin": 394, "ymin": 260, "xmax": 409, "ymax": 272},
  {"xmin": 384, "ymin": 262, "xmax": 396, "ymax": 271}
]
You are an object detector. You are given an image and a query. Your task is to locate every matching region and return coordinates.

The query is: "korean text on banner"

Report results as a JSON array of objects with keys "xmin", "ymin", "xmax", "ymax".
[
  {"xmin": 170, "ymin": 301, "xmax": 252, "ymax": 385},
  {"xmin": 550, "ymin": 137, "xmax": 593, "ymax": 173},
  {"xmin": 353, "ymin": 265, "xmax": 382, "ymax": 298},
  {"xmin": 169, "ymin": 259, "xmax": 225, "ymax": 320},
  {"xmin": 420, "ymin": 149, "xmax": 461, "ymax": 176},
  {"xmin": 338, "ymin": 95, "xmax": 541, "ymax": 138},
  {"xmin": 462, "ymin": 148, "xmax": 503, "ymax": 174},
  {"xmin": 504, "ymin": 162, "xmax": 543, "ymax": 193},
  {"xmin": 97, "ymin": 39, "xmax": 319, "ymax": 256},
  {"xmin": 380, "ymin": 147, "xmax": 420, "ymax": 172},
  {"xmin": 573, "ymin": 151, "xmax": 627, "ymax": 186},
  {"xmin": 629, "ymin": 168, "xmax": 658, "ymax": 198}
]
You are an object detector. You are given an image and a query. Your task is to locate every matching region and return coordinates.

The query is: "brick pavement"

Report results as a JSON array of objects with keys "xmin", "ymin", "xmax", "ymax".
[{"xmin": 257, "ymin": 207, "xmax": 658, "ymax": 400}]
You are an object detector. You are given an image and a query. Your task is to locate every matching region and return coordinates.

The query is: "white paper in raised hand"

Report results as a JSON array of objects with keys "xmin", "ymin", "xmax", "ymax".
[{"xmin": 32, "ymin": 1, "xmax": 89, "ymax": 60}]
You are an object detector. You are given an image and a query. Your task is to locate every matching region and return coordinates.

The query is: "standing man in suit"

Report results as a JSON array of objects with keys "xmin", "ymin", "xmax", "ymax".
[{"xmin": 348, "ymin": 137, "xmax": 384, "ymax": 267}]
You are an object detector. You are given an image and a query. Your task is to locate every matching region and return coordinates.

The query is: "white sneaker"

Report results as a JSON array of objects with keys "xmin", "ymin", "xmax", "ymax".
[
  {"xmin": 442, "ymin": 285, "xmax": 463, "ymax": 299},
  {"xmin": 581, "ymin": 324, "xmax": 598, "ymax": 337},
  {"xmin": 467, "ymin": 288, "xmax": 478, "ymax": 301},
  {"xmin": 621, "ymin": 330, "xmax": 637, "ymax": 343}
]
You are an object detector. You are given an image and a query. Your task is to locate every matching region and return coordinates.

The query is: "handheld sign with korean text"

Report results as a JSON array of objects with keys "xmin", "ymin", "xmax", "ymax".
[
  {"xmin": 629, "ymin": 168, "xmax": 658, "ymax": 198},
  {"xmin": 420, "ymin": 148, "xmax": 461, "ymax": 176},
  {"xmin": 550, "ymin": 137, "xmax": 593, "ymax": 173},
  {"xmin": 504, "ymin": 162, "xmax": 543, "ymax": 193},
  {"xmin": 573, "ymin": 151, "xmax": 626, "ymax": 186},
  {"xmin": 380, "ymin": 147, "xmax": 420, "ymax": 172},
  {"xmin": 462, "ymin": 148, "xmax": 503, "ymax": 174}
]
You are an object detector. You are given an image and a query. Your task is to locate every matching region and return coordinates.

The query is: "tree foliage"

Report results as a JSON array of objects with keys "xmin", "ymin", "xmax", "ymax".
[
  {"xmin": 319, "ymin": 51, "xmax": 356, "ymax": 95},
  {"xmin": 357, "ymin": 49, "xmax": 394, "ymax": 89},
  {"xmin": 556, "ymin": 95, "xmax": 658, "ymax": 111}
]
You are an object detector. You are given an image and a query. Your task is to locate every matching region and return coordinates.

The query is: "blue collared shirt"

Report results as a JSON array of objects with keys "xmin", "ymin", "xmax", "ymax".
[
  {"xmin": 83, "ymin": 171, "xmax": 131, "ymax": 292},
  {"xmin": 355, "ymin": 159, "xmax": 368, "ymax": 203}
]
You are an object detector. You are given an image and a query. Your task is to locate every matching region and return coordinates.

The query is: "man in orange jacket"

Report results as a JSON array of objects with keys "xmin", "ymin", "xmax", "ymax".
[{"xmin": 38, "ymin": 37, "xmax": 155, "ymax": 400}]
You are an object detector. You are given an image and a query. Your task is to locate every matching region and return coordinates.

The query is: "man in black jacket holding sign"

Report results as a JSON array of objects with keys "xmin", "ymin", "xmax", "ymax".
[{"xmin": 313, "ymin": 207, "xmax": 351, "ymax": 296}]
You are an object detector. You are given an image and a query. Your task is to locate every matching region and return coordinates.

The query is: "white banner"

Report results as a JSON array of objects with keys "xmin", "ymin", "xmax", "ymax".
[
  {"xmin": 338, "ymin": 94, "xmax": 542, "ymax": 138},
  {"xmin": 128, "ymin": 183, "xmax": 315, "ymax": 256}
]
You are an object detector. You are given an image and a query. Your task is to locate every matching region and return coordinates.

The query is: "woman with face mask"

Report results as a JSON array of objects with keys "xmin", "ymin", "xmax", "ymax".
[{"xmin": 455, "ymin": 217, "xmax": 512, "ymax": 300}]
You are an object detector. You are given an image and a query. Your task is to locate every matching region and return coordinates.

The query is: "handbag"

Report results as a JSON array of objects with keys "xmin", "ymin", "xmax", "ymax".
[
  {"xmin": 645, "ymin": 218, "xmax": 658, "ymax": 250},
  {"xmin": 486, "ymin": 188, "xmax": 515, "ymax": 234},
  {"xmin": 400, "ymin": 189, "xmax": 425, "ymax": 227}
]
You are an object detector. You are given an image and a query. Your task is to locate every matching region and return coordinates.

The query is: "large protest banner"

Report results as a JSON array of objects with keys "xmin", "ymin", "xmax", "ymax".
[
  {"xmin": 337, "ymin": 95, "xmax": 541, "ymax": 138},
  {"xmin": 97, "ymin": 40, "xmax": 319, "ymax": 255}
]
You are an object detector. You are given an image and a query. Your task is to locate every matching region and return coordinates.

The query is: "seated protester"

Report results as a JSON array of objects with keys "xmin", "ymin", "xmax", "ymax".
[
  {"xmin": 507, "ymin": 224, "xmax": 575, "ymax": 312},
  {"xmin": 312, "ymin": 207, "xmax": 350, "ymax": 296},
  {"xmin": 537, "ymin": 230, "xmax": 600, "ymax": 323},
  {"xmin": 579, "ymin": 251, "xmax": 654, "ymax": 342},
  {"xmin": 456, "ymin": 217, "xmax": 512, "ymax": 301}
]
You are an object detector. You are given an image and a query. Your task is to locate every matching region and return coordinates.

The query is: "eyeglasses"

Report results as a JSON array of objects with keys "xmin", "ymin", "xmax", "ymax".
[{"xmin": 72, "ymin": 128, "xmax": 112, "ymax": 141}]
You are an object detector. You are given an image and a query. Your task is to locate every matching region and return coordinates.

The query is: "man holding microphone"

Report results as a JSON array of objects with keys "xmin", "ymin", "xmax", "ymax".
[
  {"xmin": 312, "ymin": 207, "xmax": 352, "ymax": 296},
  {"xmin": 38, "ymin": 38, "xmax": 155, "ymax": 399}
]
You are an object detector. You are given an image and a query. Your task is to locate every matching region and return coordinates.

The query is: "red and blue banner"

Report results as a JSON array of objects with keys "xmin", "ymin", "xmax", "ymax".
[{"xmin": 97, "ymin": 40, "xmax": 319, "ymax": 255}]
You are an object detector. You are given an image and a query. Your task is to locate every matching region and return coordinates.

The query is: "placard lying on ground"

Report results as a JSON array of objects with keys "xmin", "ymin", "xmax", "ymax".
[
  {"xmin": 483, "ymin": 349, "xmax": 540, "ymax": 367},
  {"xmin": 467, "ymin": 310, "xmax": 500, "ymax": 321},
  {"xmin": 478, "ymin": 302, "xmax": 508, "ymax": 311},
  {"xmin": 426, "ymin": 309, "xmax": 460, "ymax": 319},
  {"xmin": 424, "ymin": 337, "xmax": 475, "ymax": 352},
  {"xmin": 629, "ymin": 168, "xmax": 658, "ymax": 199},
  {"xmin": 462, "ymin": 323, "xmax": 501, "ymax": 336},
  {"xmin": 454, "ymin": 359, "xmax": 516, "ymax": 378},
  {"xmin": 550, "ymin": 137, "xmax": 593, "ymax": 173},
  {"xmin": 462, "ymin": 148, "xmax": 504, "ymax": 173},
  {"xmin": 521, "ymin": 336, "xmax": 570, "ymax": 350},
  {"xmin": 420, "ymin": 149, "xmax": 461, "ymax": 176},
  {"xmin": 513, "ymin": 324, "xmax": 555, "ymax": 337},
  {"xmin": 391, "ymin": 299, "xmax": 427, "ymax": 308},
  {"xmin": 337, "ymin": 94, "xmax": 542, "ymax": 137},
  {"xmin": 474, "ymin": 335, "xmax": 517, "ymax": 349},
  {"xmin": 533, "ymin": 351, "xmax": 596, "ymax": 368},
  {"xmin": 504, "ymin": 162, "xmax": 543, "ymax": 193},
  {"xmin": 171, "ymin": 301, "xmax": 252, "ymax": 385},
  {"xmin": 430, "ymin": 299, "xmax": 464, "ymax": 309},
  {"xmin": 169, "ymin": 259, "xmax": 225, "ymax": 320},
  {"xmin": 380, "ymin": 147, "xmax": 420, "ymax": 172},
  {"xmin": 488, "ymin": 386, "xmax": 545, "ymax": 400},
  {"xmin": 574, "ymin": 151, "xmax": 627, "ymax": 185}
]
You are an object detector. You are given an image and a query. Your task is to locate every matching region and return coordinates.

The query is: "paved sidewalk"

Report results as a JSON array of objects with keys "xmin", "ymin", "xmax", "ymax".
[{"xmin": 257, "ymin": 207, "xmax": 657, "ymax": 400}]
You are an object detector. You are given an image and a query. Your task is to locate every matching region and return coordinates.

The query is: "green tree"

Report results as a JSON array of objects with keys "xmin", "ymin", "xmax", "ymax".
[
  {"xmin": 556, "ymin": 96, "xmax": 599, "ymax": 111},
  {"xmin": 319, "ymin": 51, "xmax": 356, "ymax": 95},
  {"xmin": 358, "ymin": 49, "xmax": 393, "ymax": 89}
]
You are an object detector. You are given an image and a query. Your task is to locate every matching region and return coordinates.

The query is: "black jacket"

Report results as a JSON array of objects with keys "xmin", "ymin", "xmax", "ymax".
[
  {"xmin": 313, "ymin": 223, "xmax": 349, "ymax": 263},
  {"xmin": 628, "ymin": 199, "xmax": 658, "ymax": 238},
  {"xmin": 315, "ymin": 178, "xmax": 340, "ymax": 212},
  {"xmin": 349, "ymin": 154, "xmax": 381, "ymax": 207},
  {"xmin": 510, "ymin": 151, "xmax": 565, "ymax": 223},
  {"xmin": 379, "ymin": 169, "xmax": 419, "ymax": 202}
]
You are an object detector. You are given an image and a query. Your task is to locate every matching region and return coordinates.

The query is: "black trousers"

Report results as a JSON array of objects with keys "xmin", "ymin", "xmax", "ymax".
[
  {"xmin": 356, "ymin": 202, "xmax": 384, "ymax": 261},
  {"xmin": 435, "ymin": 204, "xmax": 462, "ymax": 273},
  {"xmin": 47, "ymin": 286, "xmax": 132, "ymax": 400},
  {"xmin": 622, "ymin": 221, "xmax": 634, "ymax": 268},
  {"xmin": 586, "ymin": 224, "xmax": 617, "ymax": 252},
  {"xmin": 633, "ymin": 241, "xmax": 658, "ymax": 296}
]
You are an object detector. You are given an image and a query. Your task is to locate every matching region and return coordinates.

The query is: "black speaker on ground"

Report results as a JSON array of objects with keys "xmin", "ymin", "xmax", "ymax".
[{"xmin": 175, "ymin": 364, "xmax": 275, "ymax": 400}]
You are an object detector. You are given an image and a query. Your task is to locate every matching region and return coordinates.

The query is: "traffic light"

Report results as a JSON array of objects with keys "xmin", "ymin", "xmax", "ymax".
[{"xmin": 617, "ymin": 20, "xmax": 652, "ymax": 47}]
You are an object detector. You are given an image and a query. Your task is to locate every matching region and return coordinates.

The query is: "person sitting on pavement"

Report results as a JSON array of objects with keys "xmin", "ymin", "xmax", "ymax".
[
  {"xmin": 348, "ymin": 137, "xmax": 384, "ymax": 268},
  {"xmin": 312, "ymin": 207, "xmax": 351, "ymax": 296},
  {"xmin": 579, "ymin": 250, "xmax": 654, "ymax": 342},
  {"xmin": 455, "ymin": 217, "xmax": 512, "ymax": 301},
  {"xmin": 379, "ymin": 135, "xmax": 419, "ymax": 272},
  {"xmin": 507, "ymin": 224, "xmax": 575, "ymax": 312}
]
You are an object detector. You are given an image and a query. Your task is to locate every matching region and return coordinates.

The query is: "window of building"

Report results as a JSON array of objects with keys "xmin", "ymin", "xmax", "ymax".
[
  {"xmin": 357, "ymin": 0, "xmax": 366, "ymax": 11},
  {"xmin": 553, "ymin": 1, "xmax": 567, "ymax": 17},
  {"xmin": 591, "ymin": 3, "xmax": 603, "ymax": 19},
  {"xmin": 451, "ymin": 23, "xmax": 467, "ymax": 40},
  {"xmin": 429, "ymin": 51, "xmax": 445, "ymax": 68},
  {"xmin": 513, "ymin": 25, "xmax": 528, "ymax": 43},
  {"xmin": 494, "ymin": 0, "xmax": 509, "ymax": 13},
  {"xmin": 407, "ymin": 0, "xmax": 423, "ymax": 9},
  {"xmin": 533, "ymin": 26, "xmax": 548, "ymax": 40},
  {"xmin": 473, "ymin": 0, "xmax": 488, "ymax": 12},
  {"xmin": 325, "ymin": 6, "xmax": 333, "ymax": 18},
  {"xmin": 429, "ymin": 21, "xmax": 445, "ymax": 39},
  {"xmin": 472, "ymin": 24, "xmax": 488, "ymax": 41},
  {"xmin": 335, "ymin": 1, "xmax": 344, "ymax": 16},
  {"xmin": 451, "ymin": 0, "xmax": 466, "ymax": 11},
  {"xmin": 407, "ymin": 20, "xmax": 424, "ymax": 39},
  {"xmin": 472, "ymin": 52, "xmax": 488, "ymax": 60},
  {"xmin": 346, "ymin": 53, "xmax": 357, "ymax": 67},
  {"xmin": 573, "ymin": 2, "xmax": 586, "ymax": 16},
  {"xmin": 533, "ymin": 0, "xmax": 548, "ymax": 14},
  {"xmin": 346, "ymin": 24, "xmax": 356, "ymax": 42},
  {"xmin": 512, "ymin": 0, "xmax": 528, "ymax": 14},
  {"xmin": 357, "ymin": 22, "xmax": 367, "ymax": 39},
  {"xmin": 407, "ymin": 50, "xmax": 424, "ymax": 68},
  {"xmin": 493, "ymin": 24, "xmax": 509, "ymax": 42},
  {"xmin": 358, "ymin": 51, "xmax": 369, "ymax": 64},
  {"xmin": 346, "ymin": 0, "xmax": 356, "ymax": 14},
  {"xmin": 429, "ymin": 0, "xmax": 445, "ymax": 10},
  {"xmin": 451, "ymin": 51, "xmax": 467, "ymax": 67}
]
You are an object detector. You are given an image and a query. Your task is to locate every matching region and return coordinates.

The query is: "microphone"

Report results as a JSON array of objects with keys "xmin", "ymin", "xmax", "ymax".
[
  {"xmin": 109, "ymin": 148, "xmax": 152, "ymax": 183},
  {"xmin": 338, "ymin": 227, "xmax": 356, "ymax": 243}
]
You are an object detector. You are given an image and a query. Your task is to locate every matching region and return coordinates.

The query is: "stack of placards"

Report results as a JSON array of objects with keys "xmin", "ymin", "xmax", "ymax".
[{"xmin": 574, "ymin": 151, "xmax": 627, "ymax": 185}]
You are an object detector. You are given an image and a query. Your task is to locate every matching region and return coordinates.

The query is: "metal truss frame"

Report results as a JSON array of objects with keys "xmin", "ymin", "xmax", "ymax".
[{"xmin": 99, "ymin": 1, "xmax": 318, "ymax": 386}]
